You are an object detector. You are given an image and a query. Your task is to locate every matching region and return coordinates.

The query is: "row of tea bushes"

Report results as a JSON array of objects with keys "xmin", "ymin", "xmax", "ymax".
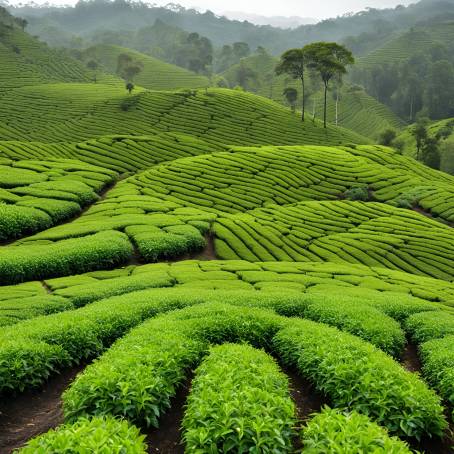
[
  {"xmin": 0, "ymin": 258, "xmax": 452, "ymax": 328},
  {"xmin": 62, "ymin": 302, "xmax": 447, "ymax": 439},
  {"xmin": 0, "ymin": 157, "xmax": 117, "ymax": 241},
  {"xmin": 182, "ymin": 343, "xmax": 296, "ymax": 452},
  {"xmin": 214, "ymin": 200, "xmax": 454, "ymax": 280},
  {"xmin": 0, "ymin": 86, "xmax": 365, "ymax": 144},
  {"xmin": 0, "ymin": 133, "xmax": 227, "ymax": 173}
]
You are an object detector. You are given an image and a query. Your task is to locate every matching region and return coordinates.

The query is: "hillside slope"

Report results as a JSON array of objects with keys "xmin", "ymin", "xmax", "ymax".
[
  {"xmin": 359, "ymin": 21, "xmax": 454, "ymax": 68},
  {"xmin": 83, "ymin": 44, "xmax": 209, "ymax": 90},
  {"xmin": 0, "ymin": 86, "xmax": 367, "ymax": 145},
  {"xmin": 0, "ymin": 18, "xmax": 117, "ymax": 91},
  {"xmin": 3, "ymin": 144, "xmax": 454, "ymax": 284}
]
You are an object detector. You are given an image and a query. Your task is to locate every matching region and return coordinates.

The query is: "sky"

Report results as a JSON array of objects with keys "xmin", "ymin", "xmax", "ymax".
[{"xmin": 7, "ymin": 0, "xmax": 415, "ymax": 19}]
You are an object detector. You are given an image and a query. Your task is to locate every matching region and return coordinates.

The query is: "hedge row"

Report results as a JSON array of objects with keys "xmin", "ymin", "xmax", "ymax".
[
  {"xmin": 419, "ymin": 335, "xmax": 454, "ymax": 422},
  {"xmin": 61, "ymin": 301, "xmax": 446, "ymax": 440},
  {"xmin": 301, "ymin": 408, "xmax": 412, "ymax": 453},
  {"xmin": 214, "ymin": 200, "xmax": 454, "ymax": 281},
  {"xmin": 0, "ymin": 157, "xmax": 117, "ymax": 241},
  {"xmin": 0, "ymin": 230, "xmax": 133, "ymax": 284},
  {"xmin": 274, "ymin": 317, "xmax": 447, "ymax": 438},
  {"xmin": 182, "ymin": 343, "xmax": 296, "ymax": 452},
  {"xmin": 17, "ymin": 416, "xmax": 147, "ymax": 453},
  {"xmin": 405, "ymin": 310, "xmax": 454, "ymax": 344}
]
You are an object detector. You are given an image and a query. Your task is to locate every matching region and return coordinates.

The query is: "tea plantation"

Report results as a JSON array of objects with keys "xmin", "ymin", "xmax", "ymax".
[{"xmin": 1, "ymin": 19, "xmax": 454, "ymax": 454}]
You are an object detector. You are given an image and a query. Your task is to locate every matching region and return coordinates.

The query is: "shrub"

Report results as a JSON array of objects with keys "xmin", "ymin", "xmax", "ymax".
[
  {"xmin": 62, "ymin": 303, "xmax": 282, "ymax": 426},
  {"xmin": 301, "ymin": 408, "xmax": 412, "ymax": 453},
  {"xmin": 0, "ymin": 203, "xmax": 51, "ymax": 241},
  {"xmin": 0, "ymin": 230, "xmax": 133, "ymax": 284},
  {"xmin": 182, "ymin": 343, "xmax": 295, "ymax": 453},
  {"xmin": 405, "ymin": 311, "xmax": 454, "ymax": 344},
  {"xmin": 17, "ymin": 416, "xmax": 147, "ymax": 453},
  {"xmin": 344, "ymin": 184, "xmax": 369, "ymax": 201},
  {"xmin": 419, "ymin": 335, "xmax": 454, "ymax": 421},
  {"xmin": 273, "ymin": 318, "xmax": 447, "ymax": 439}
]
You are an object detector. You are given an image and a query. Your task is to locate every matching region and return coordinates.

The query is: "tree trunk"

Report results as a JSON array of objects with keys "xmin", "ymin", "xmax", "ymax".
[
  {"xmin": 312, "ymin": 99, "xmax": 316, "ymax": 122},
  {"xmin": 323, "ymin": 82, "xmax": 328, "ymax": 128},
  {"xmin": 409, "ymin": 96, "xmax": 413, "ymax": 122},
  {"xmin": 335, "ymin": 91, "xmax": 339, "ymax": 126},
  {"xmin": 301, "ymin": 75, "xmax": 305, "ymax": 122}
]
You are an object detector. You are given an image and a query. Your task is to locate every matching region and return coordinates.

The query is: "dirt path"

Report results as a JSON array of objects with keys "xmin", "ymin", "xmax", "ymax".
[
  {"xmin": 0, "ymin": 366, "xmax": 84, "ymax": 453},
  {"xmin": 146, "ymin": 377, "xmax": 191, "ymax": 453},
  {"xmin": 400, "ymin": 342, "xmax": 422, "ymax": 373}
]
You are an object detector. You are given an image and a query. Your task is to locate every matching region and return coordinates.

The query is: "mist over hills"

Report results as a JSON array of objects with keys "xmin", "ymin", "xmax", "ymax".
[{"xmin": 7, "ymin": 0, "xmax": 454, "ymax": 53}]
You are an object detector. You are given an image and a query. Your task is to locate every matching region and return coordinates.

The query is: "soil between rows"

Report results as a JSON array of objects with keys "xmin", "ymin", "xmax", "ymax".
[{"xmin": 0, "ymin": 365, "xmax": 85, "ymax": 453}]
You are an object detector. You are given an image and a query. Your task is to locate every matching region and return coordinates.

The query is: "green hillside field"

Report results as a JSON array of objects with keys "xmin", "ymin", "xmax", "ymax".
[
  {"xmin": 0, "ymin": 85, "xmax": 367, "ymax": 144},
  {"xmin": 83, "ymin": 44, "xmax": 210, "ymax": 90},
  {"xmin": 359, "ymin": 21, "xmax": 454, "ymax": 68},
  {"xmin": 1, "ymin": 17, "xmax": 454, "ymax": 454}
]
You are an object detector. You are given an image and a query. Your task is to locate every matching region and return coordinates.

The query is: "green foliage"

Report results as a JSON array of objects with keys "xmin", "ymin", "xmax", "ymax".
[
  {"xmin": 343, "ymin": 184, "xmax": 369, "ymax": 201},
  {"xmin": 419, "ymin": 335, "xmax": 454, "ymax": 421},
  {"xmin": 301, "ymin": 408, "xmax": 412, "ymax": 453},
  {"xmin": 0, "ymin": 295, "xmax": 73, "ymax": 327},
  {"xmin": 84, "ymin": 44, "xmax": 209, "ymax": 90},
  {"xmin": 17, "ymin": 416, "xmax": 147, "ymax": 453},
  {"xmin": 182, "ymin": 343, "xmax": 296, "ymax": 453},
  {"xmin": 378, "ymin": 128, "xmax": 397, "ymax": 146},
  {"xmin": 273, "ymin": 318, "xmax": 447, "ymax": 439},
  {"xmin": 0, "ymin": 230, "xmax": 133, "ymax": 284},
  {"xmin": 0, "ymin": 86, "xmax": 365, "ymax": 145},
  {"xmin": 62, "ymin": 303, "xmax": 282, "ymax": 426},
  {"xmin": 0, "ymin": 203, "xmax": 51, "ymax": 241},
  {"xmin": 301, "ymin": 296, "xmax": 405, "ymax": 356},
  {"xmin": 405, "ymin": 310, "xmax": 454, "ymax": 343}
]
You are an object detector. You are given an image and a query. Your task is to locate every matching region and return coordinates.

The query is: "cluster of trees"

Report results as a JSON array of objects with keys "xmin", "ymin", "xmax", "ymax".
[
  {"xmin": 352, "ymin": 40, "xmax": 454, "ymax": 121},
  {"xmin": 0, "ymin": 6, "xmax": 27, "ymax": 32},
  {"xmin": 276, "ymin": 42, "xmax": 354, "ymax": 127},
  {"xmin": 379, "ymin": 119, "xmax": 454, "ymax": 172},
  {"xmin": 215, "ymin": 42, "xmax": 251, "ymax": 72}
]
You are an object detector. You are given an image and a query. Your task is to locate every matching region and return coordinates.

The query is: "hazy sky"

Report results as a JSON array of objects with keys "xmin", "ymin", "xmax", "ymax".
[{"xmin": 8, "ymin": 0, "xmax": 415, "ymax": 19}]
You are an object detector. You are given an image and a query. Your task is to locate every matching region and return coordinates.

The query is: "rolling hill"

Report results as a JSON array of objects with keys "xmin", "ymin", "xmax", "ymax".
[
  {"xmin": 0, "ymin": 11, "xmax": 117, "ymax": 91},
  {"xmin": 0, "ymin": 85, "xmax": 367, "ymax": 144},
  {"xmin": 358, "ymin": 21, "xmax": 454, "ymax": 68},
  {"xmin": 82, "ymin": 44, "xmax": 209, "ymax": 90},
  {"xmin": 1, "ymin": 7, "xmax": 454, "ymax": 453}
]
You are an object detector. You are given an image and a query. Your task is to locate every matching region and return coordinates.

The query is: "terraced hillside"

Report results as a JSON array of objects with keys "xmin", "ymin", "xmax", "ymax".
[
  {"xmin": 0, "ymin": 86, "xmax": 366, "ymax": 144},
  {"xmin": 0, "ymin": 19, "xmax": 116, "ymax": 91},
  {"xmin": 359, "ymin": 22, "xmax": 454, "ymax": 68},
  {"xmin": 222, "ymin": 52, "xmax": 404, "ymax": 138},
  {"xmin": 83, "ymin": 44, "xmax": 209, "ymax": 90},
  {"xmin": 1, "ymin": 26, "xmax": 454, "ymax": 453},
  {"xmin": 2, "ymin": 144, "xmax": 454, "ymax": 286}
]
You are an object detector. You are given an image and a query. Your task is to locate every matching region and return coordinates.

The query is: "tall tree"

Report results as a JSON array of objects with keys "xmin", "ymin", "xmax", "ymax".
[
  {"xmin": 276, "ymin": 49, "xmax": 308, "ymax": 121},
  {"xmin": 304, "ymin": 42, "xmax": 354, "ymax": 128}
]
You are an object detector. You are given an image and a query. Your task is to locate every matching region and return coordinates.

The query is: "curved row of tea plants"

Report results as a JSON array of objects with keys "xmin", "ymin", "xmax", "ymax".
[
  {"xmin": 62, "ymin": 302, "xmax": 446, "ymax": 439},
  {"xmin": 214, "ymin": 200, "xmax": 454, "ymax": 280},
  {"xmin": 0, "ymin": 86, "xmax": 366, "ymax": 144},
  {"xmin": 0, "ymin": 157, "xmax": 117, "ymax": 241}
]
